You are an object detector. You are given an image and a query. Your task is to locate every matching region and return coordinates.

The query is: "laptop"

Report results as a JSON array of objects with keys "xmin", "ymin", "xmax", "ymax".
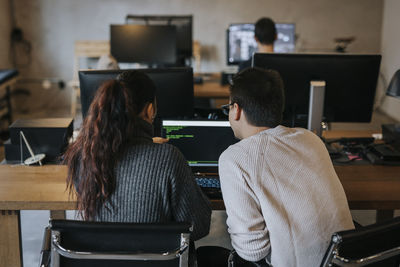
[{"xmin": 162, "ymin": 120, "xmax": 238, "ymax": 197}]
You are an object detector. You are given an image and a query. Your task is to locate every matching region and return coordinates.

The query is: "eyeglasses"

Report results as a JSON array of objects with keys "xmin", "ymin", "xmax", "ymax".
[{"xmin": 221, "ymin": 103, "xmax": 235, "ymax": 116}]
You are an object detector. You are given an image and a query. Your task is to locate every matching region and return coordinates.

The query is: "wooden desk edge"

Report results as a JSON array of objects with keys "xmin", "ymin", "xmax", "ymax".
[{"xmin": 0, "ymin": 201, "xmax": 77, "ymax": 211}]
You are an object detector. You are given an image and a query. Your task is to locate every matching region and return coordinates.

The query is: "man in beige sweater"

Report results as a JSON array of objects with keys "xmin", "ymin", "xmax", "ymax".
[{"xmin": 219, "ymin": 68, "xmax": 354, "ymax": 267}]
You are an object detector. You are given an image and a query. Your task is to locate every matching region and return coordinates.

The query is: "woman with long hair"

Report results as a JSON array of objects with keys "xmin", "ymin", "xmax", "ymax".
[{"xmin": 64, "ymin": 70, "xmax": 211, "ymax": 242}]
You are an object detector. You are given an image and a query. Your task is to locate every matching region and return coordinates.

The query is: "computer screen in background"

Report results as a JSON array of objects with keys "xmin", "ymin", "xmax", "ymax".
[
  {"xmin": 110, "ymin": 25, "xmax": 177, "ymax": 65},
  {"xmin": 162, "ymin": 120, "xmax": 238, "ymax": 168},
  {"xmin": 253, "ymin": 53, "xmax": 381, "ymax": 127},
  {"xmin": 125, "ymin": 15, "xmax": 193, "ymax": 66},
  {"xmin": 274, "ymin": 23, "xmax": 296, "ymax": 53},
  {"xmin": 78, "ymin": 68, "xmax": 194, "ymax": 121},
  {"xmin": 226, "ymin": 23, "xmax": 296, "ymax": 65}
]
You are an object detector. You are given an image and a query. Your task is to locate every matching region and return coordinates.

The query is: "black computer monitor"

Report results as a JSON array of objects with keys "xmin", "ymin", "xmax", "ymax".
[
  {"xmin": 252, "ymin": 53, "xmax": 382, "ymax": 127},
  {"xmin": 110, "ymin": 25, "xmax": 177, "ymax": 65},
  {"xmin": 161, "ymin": 120, "xmax": 238, "ymax": 172},
  {"xmin": 125, "ymin": 15, "xmax": 193, "ymax": 65},
  {"xmin": 79, "ymin": 68, "xmax": 194, "ymax": 120},
  {"xmin": 226, "ymin": 23, "xmax": 295, "ymax": 65}
]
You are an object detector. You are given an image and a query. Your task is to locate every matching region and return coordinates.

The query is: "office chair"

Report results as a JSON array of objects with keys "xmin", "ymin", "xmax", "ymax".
[
  {"xmin": 227, "ymin": 250, "xmax": 271, "ymax": 267},
  {"xmin": 320, "ymin": 216, "xmax": 400, "ymax": 266},
  {"xmin": 39, "ymin": 219, "xmax": 192, "ymax": 267}
]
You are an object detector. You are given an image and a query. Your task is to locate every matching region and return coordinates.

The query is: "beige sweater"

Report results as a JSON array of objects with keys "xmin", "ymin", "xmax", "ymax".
[{"xmin": 219, "ymin": 126, "xmax": 354, "ymax": 267}]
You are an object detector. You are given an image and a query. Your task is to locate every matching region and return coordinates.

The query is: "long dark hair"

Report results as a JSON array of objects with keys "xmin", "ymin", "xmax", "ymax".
[{"xmin": 64, "ymin": 71, "xmax": 156, "ymax": 220}]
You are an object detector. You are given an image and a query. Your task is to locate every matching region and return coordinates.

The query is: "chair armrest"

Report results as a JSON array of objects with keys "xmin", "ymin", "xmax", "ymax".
[
  {"xmin": 332, "ymin": 246, "xmax": 400, "ymax": 266},
  {"xmin": 38, "ymin": 226, "xmax": 51, "ymax": 267},
  {"xmin": 52, "ymin": 231, "xmax": 189, "ymax": 261}
]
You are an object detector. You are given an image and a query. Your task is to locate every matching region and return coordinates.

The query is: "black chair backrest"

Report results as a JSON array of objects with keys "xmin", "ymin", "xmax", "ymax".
[
  {"xmin": 50, "ymin": 219, "xmax": 192, "ymax": 267},
  {"xmin": 320, "ymin": 216, "xmax": 400, "ymax": 267}
]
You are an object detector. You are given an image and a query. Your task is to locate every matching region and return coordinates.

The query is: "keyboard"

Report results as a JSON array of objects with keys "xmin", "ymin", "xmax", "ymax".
[
  {"xmin": 195, "ymin": 176, "xmax": 222, "ymax": 199},
  {"xmin": 195, "ymin": 176, "xmax": 221, "ymax": 188}
]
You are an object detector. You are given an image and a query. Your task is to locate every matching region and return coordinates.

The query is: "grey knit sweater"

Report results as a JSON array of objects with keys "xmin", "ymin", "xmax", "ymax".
[{"xmin": 95, "ymin": 119, "xmax": 211, "ymax": 241}]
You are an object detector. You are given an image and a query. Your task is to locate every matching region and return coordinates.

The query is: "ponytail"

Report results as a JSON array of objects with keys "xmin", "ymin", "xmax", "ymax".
[
  {"xmin": 64, "ymin": 79, "xmax": 136, "ymax": 220},
  {"xmin": 65, "ymin": 71, "xmax": 156, "ymax": 220}
]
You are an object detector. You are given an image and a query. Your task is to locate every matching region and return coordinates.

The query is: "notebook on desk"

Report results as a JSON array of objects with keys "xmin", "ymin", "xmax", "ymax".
[{"xmin": 162, "ymin": 120, "xmax": 238, "ymax": 197}]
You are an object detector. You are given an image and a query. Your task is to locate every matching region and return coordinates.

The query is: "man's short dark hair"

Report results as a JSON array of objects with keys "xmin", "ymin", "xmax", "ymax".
[
  {"xmin": 255, "ymin": 17, "xmax": 276, "ymax": 45},
  {"xmin": 230, "ymin": 67, "xmax": 284, "ymax": 127}
]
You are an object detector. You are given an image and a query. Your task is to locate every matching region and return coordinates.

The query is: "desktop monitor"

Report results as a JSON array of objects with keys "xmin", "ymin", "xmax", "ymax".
[
  {"xmin": 110, "ymin": 25, "xmax": 177, "ymax": 64},
  {"xmin": 252, "ymin": 53, "xmax": 382, "ymax": 127},
  {"xmin": 79, "ymin": 68, "xmax": 194, "ymax": 120},
  {"xmin": 162, "ymin": 120, "xmax": 238, "ymax": 172},
  {"xmin": 125, "ymin": 15, "xmax": 193, "ymax": 65},
  {"xmin": 226, "ymin": 23, "xmax": 295, "ymax": 65}
]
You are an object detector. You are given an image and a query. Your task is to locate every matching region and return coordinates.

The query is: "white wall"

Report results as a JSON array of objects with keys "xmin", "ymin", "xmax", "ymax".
[
  {"xmin": 0, "ymin": 0, "xmax": 11, "ymax": 68},
  {"xmin": 379, "ymin": 0, "xmax": 400, "ymax": 122},
  {"xmin": 11, "ymin": 0, "xmax": 383, "ymax": 111}
]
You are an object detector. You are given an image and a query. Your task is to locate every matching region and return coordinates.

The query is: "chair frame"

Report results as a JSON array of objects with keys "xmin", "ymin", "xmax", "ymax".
[
  {"xmin": 39, "ymin": 220, "xmax": 191, "ymax": 267},
  {"xmin": 321, "ymin": 216, "xmax": 400, "ymax": 267},
  {"xmin": 321, "ymin": 233, "xmax": 400, "ymax": 267}
]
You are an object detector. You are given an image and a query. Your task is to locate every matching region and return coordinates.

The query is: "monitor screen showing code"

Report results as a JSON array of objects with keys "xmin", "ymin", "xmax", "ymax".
[{"xmin": 162, "ymin": 120, "xmax": 238, "ymax": 166}]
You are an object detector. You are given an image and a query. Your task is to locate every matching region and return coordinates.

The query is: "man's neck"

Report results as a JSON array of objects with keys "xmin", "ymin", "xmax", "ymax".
[{"xmin": 257, "ymin": 44, "xmax": 274, "ymax": 53}]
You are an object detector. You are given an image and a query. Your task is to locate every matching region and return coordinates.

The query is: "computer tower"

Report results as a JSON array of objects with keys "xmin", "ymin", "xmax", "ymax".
[{"xmin": 4, "ymin": 118, "xmax": 73, "ymax": 163}]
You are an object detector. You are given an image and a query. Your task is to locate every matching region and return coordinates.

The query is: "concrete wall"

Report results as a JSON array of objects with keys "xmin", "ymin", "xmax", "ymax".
[
  {"xmin": 0, "ymin": 0, "xmax": 11, "ymax": 68},
  {"xmin": 379, "ymin": 0, "xmax": 400, "ymax": 122},
  {"xmin": 12, "ymin": 0, "xmax": 383, "ymax": 111}
]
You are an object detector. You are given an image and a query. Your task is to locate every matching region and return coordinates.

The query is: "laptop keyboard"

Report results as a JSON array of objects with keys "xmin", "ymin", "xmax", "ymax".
[
  {"xmin": 195, "ymin": 176, "xmax": 222, "ymax": 199},
  {"xmin": 195, "ymin": 176, "xmax": 221, "ymax": 188}
]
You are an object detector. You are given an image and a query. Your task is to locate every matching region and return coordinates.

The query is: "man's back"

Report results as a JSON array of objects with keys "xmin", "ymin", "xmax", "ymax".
[{"xmin": 219, "ymin": 125, "xmax": 354, "ymax": 267}]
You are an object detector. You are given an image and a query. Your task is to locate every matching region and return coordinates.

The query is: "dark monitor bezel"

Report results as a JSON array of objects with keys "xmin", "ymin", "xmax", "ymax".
[
  {"xmin": 78, "ymin": 67, "xmax": 194, "ymax": 120},
  {"xmin": 125, "ymin": 15, "xmax": 193, "ymax": 58},
  {"xmin": 110, "ymin": 24, "xmax": 177, "ymax": 64},
  {"xmin": 252, "ymin": 53, "xmax": 382, "ymax": 125}
]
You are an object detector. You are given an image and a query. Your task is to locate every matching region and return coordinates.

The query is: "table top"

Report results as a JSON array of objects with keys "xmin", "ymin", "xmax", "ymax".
[
  {"xmin": 323, "ymin": 130, "xmax": 379, "ymax": 139},
  {"xmin": 1, "ymin": 163, "xmax": 400, "ymax": 211},
  {"xmin": 194, "ymin": 81, "xmax": 229, "ymax": 98},
  {"xmin": 0, "ymin": 165, "xmax": 76, "ymax": 210}
]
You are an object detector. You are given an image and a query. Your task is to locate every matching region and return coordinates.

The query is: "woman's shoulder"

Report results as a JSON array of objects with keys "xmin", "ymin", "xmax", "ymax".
[
  {"xmin": 125, "ymin": 143, "xmax": 186, "ymax": 162},
  {"xmin": 157, "ymin": 143, "xmax": 187, "ymax": 162}
]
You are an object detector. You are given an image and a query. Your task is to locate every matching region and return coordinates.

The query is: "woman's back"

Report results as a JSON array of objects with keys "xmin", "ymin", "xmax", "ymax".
[
  {"xmin": 64, "ymin": 71, "xmax": 211, "ymax": 242},
  {"xmin": 95, "ymin": 119, "xmax": 211, "ymax": 240}
]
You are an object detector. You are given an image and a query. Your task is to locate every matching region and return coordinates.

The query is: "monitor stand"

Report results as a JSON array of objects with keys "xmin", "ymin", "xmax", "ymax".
[{"xmin": 307, "ymin": 80, "xmax": 326, "ymax": 137}]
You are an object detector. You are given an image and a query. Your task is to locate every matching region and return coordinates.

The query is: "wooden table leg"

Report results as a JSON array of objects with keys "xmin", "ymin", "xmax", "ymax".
[
  {"xmin": 376, "ymin": 210, "xmax": 395, "ymax": 223},
  {"xmin": 50, "ymin": 210, "xmax": 66, "ymax": 220},
  {"xmin": 0, "ymin": 210, "xmax": 22, "ymax": 267}
]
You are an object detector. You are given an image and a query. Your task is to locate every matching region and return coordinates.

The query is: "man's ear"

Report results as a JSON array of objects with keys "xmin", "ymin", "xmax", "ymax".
[{"xmin": 233, "ymin": 103, "xmax": 241, "ymax": 121}]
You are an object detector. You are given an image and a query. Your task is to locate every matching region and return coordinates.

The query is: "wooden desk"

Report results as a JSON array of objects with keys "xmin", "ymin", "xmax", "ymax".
[
  {"xmin": 1, "ymin": 137, "xmax": 400, "ymax": 266},
  {"xmin": 194, "ymin": 81, "xmax": 229, "ymax": 98},
  {"xmin": 210, "ymin": 165, "xmax": 400, "ymax": 213},
  {"xmin": 0, "ymin": 165, "xmax": 74, "ymax": 267}
]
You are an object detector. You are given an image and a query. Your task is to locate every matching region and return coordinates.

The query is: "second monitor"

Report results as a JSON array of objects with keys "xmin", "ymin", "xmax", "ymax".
[
  {"xmin": 110, "ymin": 24, "xmax": 177, "ymax": 65},
  {"xmin": 252, "ymin": 53, "xmax": 381, "ymax": 127},
  {"xmin": 79, "ymin": 68, "xmax": 194, "ymax": 120}
]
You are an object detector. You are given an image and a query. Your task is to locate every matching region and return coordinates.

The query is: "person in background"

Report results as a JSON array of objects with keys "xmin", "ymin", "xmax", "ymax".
[
  {"xmin": 238, "ymin": 17, "xmax": 277, "ymax": 72},
  {"xmin": 96, "ymin": 54, "xmax": 119, "ymax": 70},
  {"xmin": 219, "ymin": 68, "xmax": 354, "ymax": 267},
  {"xmin": 64, "ymin": 70, "xmax": 211, "ymax": 265}
]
